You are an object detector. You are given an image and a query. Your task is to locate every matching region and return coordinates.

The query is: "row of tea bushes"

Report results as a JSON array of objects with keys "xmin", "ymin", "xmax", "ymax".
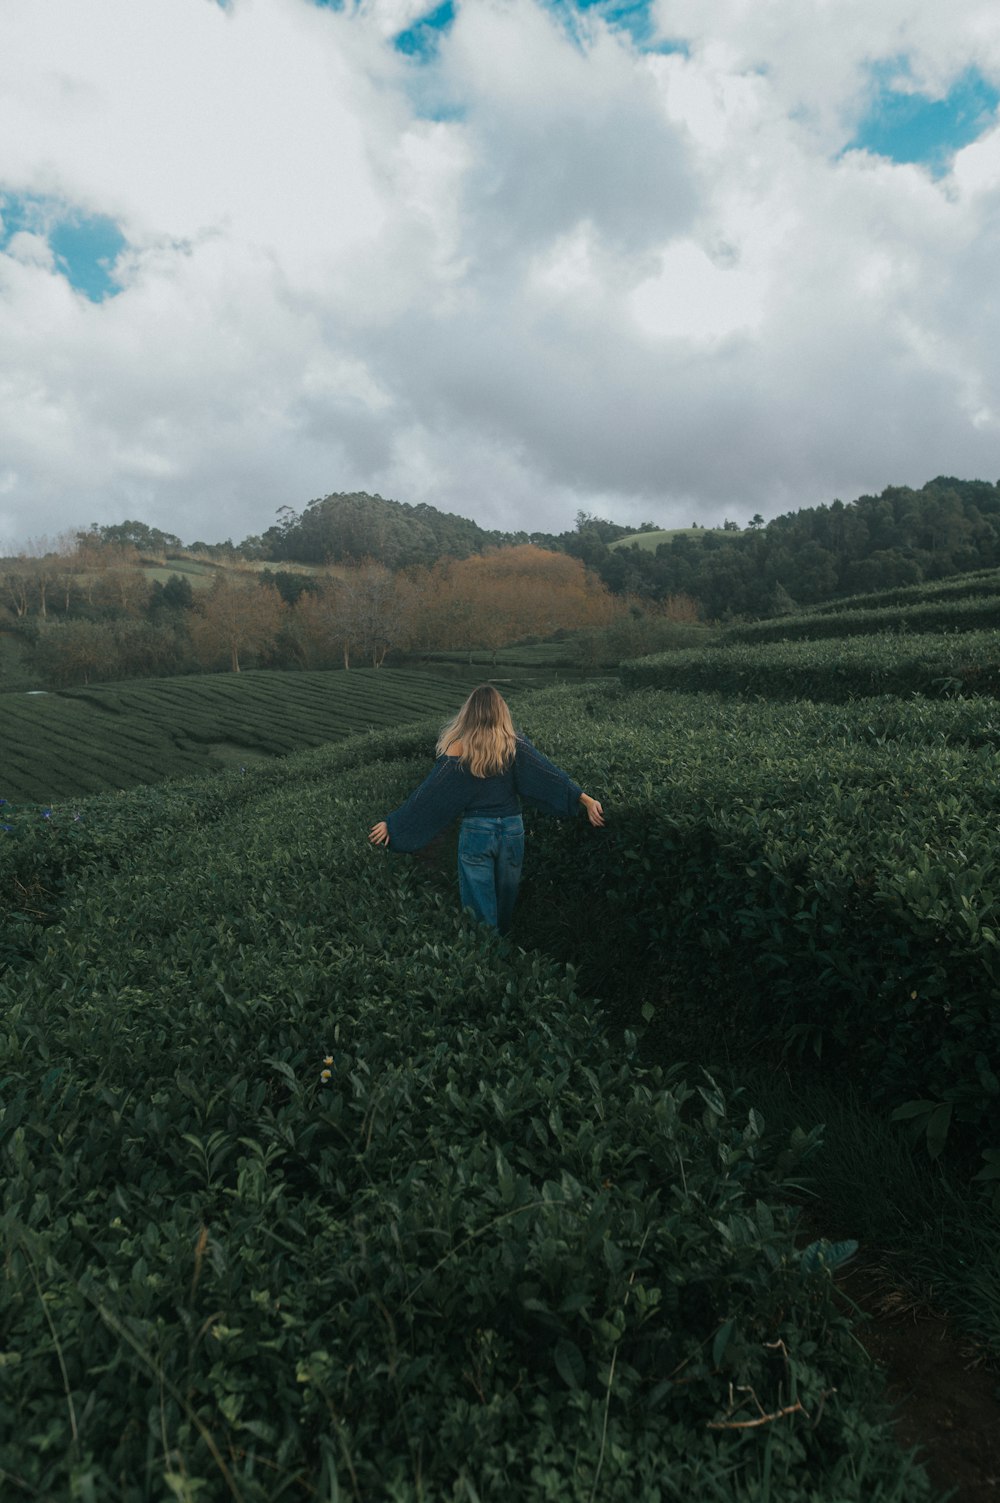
[
  {"xmin": 509, "ymin": 686, "xmax": 1000, "ymax": 1171},
  {"xmin": 0, "ymin": 733, "xmax": 928, "ymax": 1500},
  {"xmin": 620, "ymin": 628, "xmax": 1000, "ymax": 700},
  {"xmin": 0, "ymin": 667, "xmax": 487, "ymax": 802},
  {"xmin": 721, "ymin": 594, "xmax": 1000, "ymax": 646},
  {"xmin": 809, "ymin": 566, "xmax": 1000, "ymax": 616}
]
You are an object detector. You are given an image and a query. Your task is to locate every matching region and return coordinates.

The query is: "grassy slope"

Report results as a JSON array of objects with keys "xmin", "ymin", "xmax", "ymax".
[
  {"xmin": 608, "ymin": 528, "xmax": 729, "ymax": 552},
  {"xmin": 139, "ymin": 557, "xmax": 346, "ymax": 588}
]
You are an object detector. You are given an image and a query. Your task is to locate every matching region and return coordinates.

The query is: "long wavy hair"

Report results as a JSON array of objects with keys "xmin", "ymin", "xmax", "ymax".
[{"xmin": 436, "ymin": 685, "xmax": 517, "ymax": 778}]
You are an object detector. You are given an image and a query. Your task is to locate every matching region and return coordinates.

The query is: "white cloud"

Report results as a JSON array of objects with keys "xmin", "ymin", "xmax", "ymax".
[{"xmin": 0, "ymin": 0, "xmax": 998, "ymax": 550}]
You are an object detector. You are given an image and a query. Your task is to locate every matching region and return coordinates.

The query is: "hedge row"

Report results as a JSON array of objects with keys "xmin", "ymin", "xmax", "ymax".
[
  {"xmin": 0, "ymin": 736, "xmax": 928, "ymax": 1500},
  {"xmin": 620, "ymin": 628, "xmax": 1000, "ymax": 700},
  {"xmin": 509, "ymin": 686, "xmax": 1000, "ymax": 1174},
  {"xmin": 722, "ymin": 594, "xmax": 1000, "ymax": 646},
  {"xmin": 0, "ymin": 667, "xmax": 488, "ymax": 802},
  {"xmin": 809, "ymin": 566, "xmax": 1000, "ymax": 616}
]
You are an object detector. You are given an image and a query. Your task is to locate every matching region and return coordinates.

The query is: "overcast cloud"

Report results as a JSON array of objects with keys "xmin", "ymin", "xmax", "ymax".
[{"xmin": 1, "ymin": 0, "xmax": 999, "ymax": 547}]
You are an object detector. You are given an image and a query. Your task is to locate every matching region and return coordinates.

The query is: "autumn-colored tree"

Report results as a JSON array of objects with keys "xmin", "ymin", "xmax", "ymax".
[
  {"xmin": 292, "ymin": 575, "xmax": 349, "ymax": 669},
  {"xmin": 84, "ymin": 544, "xmax": 150, "ymax": 617},
  {"xmin": 411, "ymin": 546, "xmax": 612, "ymax": 656},
  {"xmin": 189, "ymin": 575, "xmax": 285, "ymax": 672}
]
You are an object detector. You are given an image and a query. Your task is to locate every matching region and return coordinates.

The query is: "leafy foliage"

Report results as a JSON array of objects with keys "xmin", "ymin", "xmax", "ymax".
[
  {"xmin": 0, "ymin": 736, "xmax": 928, "ymax": 1500},
  {"xmin": 572, "ymin": 477, "xmax": 1000, "ymax": 615},
  {"xmin": 510, "ymin": 685, "xmax": 1000, "ymax": 1169}
]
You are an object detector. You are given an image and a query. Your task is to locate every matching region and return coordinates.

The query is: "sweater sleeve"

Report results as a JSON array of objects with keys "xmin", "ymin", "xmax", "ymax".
[
  {"xmin": 385, "ymin": 757, "xmax": 471, "ymax": 852},
  {"xmin": 513, "ymin": 737, "xmax": 582, "ymax": 819}
]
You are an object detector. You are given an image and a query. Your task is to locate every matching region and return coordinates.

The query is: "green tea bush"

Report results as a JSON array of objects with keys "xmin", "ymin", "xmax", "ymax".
[
  {"xmin": 620, "ymin": 629, "xmax": 1000, "ymax": 700},
  {"xmin": 809, "ymin": 567, "xmax": 1000, "ymax": 616},
  {"xmin": 722, "ymin": 595, "xmax": 1000, "ymax": 646},
  {"xmin": 0, "ymin": 735, "xmax": 929, "ymax": 1501},
  {"xmin": 510, "ymin": 686, "xmax": 1000, "ymax": 1170}
]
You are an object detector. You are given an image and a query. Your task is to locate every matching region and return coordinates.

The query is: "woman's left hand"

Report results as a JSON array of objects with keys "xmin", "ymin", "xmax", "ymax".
[
  {"xmin": 580, "ymin": 794, "xmax": 605, "ymax": 828},
  {"xmin": 369, "ymin": 821, "xmax": 390, "ymax": 846}
]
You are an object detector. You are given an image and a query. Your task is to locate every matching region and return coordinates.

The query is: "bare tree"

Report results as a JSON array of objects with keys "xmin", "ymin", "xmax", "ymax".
[
  {"xmin": 189, "ymin": 574, "xmax": 285, "ymax": 672},
  {"xmin": 334, "ymin": 561, "xmax": 413, "ymax": 668}
]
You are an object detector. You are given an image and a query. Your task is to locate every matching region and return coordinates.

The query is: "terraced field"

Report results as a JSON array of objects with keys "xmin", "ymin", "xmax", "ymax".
[{"xmin": 0, "ymin": 667, "xmax": 490, "ymax": 802}]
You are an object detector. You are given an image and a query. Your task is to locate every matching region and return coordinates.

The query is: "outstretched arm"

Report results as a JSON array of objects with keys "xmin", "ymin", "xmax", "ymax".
[
  {"xmin": 579, "ymin": 793, "xmax": 605, "ymax": 827},
  {"xmin": 514, "ymin": 737, "xmax": 604, "ymax": 824},
  {"xmin": 370, "ymin": 757, "xmax": 470, "ymax": 853}
]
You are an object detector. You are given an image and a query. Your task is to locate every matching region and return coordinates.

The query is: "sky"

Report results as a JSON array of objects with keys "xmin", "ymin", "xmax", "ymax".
[{"xmin": 1, "ymin": 0, "xmax": 999, "ymax": 549}]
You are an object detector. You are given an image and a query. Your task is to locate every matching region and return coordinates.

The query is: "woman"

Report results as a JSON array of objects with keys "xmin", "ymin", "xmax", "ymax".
[{"xmin": 369, "ymin": 685, "xmax": 604, "ymax": 934}]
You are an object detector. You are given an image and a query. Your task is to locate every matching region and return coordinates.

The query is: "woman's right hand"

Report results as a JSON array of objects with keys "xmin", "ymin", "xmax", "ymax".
[{"xmin": 369, "ymin": 821, "xmax": 390, "ymax": 846}]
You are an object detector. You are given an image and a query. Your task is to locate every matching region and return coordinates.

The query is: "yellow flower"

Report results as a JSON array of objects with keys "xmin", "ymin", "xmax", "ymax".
[
  {"xmin": 320, "ymin": 1069, "xmax": 332, "ymax": 1082},
  {"xmin": 323, "ymin": 1055, "xmax": 334, "ymax": 1066}
]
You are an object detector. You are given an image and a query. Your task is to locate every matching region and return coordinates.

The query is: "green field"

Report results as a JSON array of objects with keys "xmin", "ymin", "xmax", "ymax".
[
  {"xmin": 723, "ymin": 583, "xmax": 1000, "ymax": 646},
  {"xmin": 140, "ymin": 557, "xmax": 218, "ymax": 589},
  {"xmin": 0, "ymin": 667, "xmax": 495, "ymax": 802},
  {"xmin": 608, "ymin": 527, "xmax": 729, "ymax": 551},
  {"xmin": 416, "ymin": 641, "xmax": 585, "ymax": 669},
  {"xmin": 138, "ymin": 557, "xmax": 339, "ymax": 589}
]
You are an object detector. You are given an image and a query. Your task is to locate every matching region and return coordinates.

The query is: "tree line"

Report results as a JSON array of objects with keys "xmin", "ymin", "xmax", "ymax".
[
  {"xmin": 229, "ymin": 478, "xmax": 1000, "ymax": 621},
  {"xmin": 4, "ymin": 474, "xmax": 1000, "ymax": 688},
  {"xmin": 3, "ymin": 541, "xmax": 673, "ymax": 688},
  {"xmin": 570, "ymin": 477, "xmax": 1000, "ymax": 617}
]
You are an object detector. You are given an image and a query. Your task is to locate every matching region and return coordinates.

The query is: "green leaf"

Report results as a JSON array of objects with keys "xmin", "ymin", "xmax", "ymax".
[
  {"xmin": 553, "ymin": 1337, "xmax": 585, "ymax": 1390},
  {"xmin": 890, "ymin": 1099, "xmax": 938, "ymax": 1122},
  {"xmin": 712, "ymin": 1318, "xmax": 734, "ymax": 1368},
  {"xmin": 800, "ymin": 1238, "xmax": 859, "ymax": 1273},
  {"xmin": 926, "ymin": 1102, "xmax": 953, "ymax": 1160}
]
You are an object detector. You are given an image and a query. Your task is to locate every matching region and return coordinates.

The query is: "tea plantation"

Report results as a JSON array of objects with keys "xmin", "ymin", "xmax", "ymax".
[
  {"xmin": 5, "ymin": 600, "xmax": 1000, "ymax": 1498},
  {"xmin": 0, "ymin": 668, "xmax": 491, "ymax": 803},
  {"xmin": 5, "ymin": 672, "xmax": 985, "ymax": 1499},
  {"xmin": 622, "ymin": 626, "xmax": 1000, "ymax": 700}
]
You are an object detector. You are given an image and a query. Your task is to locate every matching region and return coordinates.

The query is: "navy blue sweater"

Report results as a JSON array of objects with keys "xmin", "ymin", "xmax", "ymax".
[{"xmin": 385, "ymin": 736, "xmax": 583, "ymax": 853}]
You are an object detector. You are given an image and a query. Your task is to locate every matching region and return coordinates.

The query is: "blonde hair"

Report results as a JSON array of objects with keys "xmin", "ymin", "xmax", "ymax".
[{"xmin": 436, "ymin": 685, "xmax": 517, "ymax": 778}]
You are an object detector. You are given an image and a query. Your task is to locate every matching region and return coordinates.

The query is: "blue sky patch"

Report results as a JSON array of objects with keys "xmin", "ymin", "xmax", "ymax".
[
  {"xmin": 394, "ymin": 1, "xmax": 455, "ymax": 59},
  {"xmin": 849, "ymin": 63, "xmax": 1000, "ymax": 174},
  {"xmin": 544, "ymin": 0, "xmax": 687, "ymax": 53},
  {"xmin": 562, "ymin": 0, "xmax": 654, "ymax": 49},
  {"xmin": 51, "ymin": 215, "xmax": 127, "ymax": 301},
  {"xmin": 1, "ymin": 193, "xmax": 126, "ymax": 301}
]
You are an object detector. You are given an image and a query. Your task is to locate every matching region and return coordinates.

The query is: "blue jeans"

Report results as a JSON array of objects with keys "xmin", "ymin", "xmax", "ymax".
[{"xmin": 457, "ymin": 815, "xmax": 524, "ymax": 934}]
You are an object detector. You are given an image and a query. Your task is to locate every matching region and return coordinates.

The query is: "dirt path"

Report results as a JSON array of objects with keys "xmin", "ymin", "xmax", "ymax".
[{"xmin": 837, "ymin": 1260, "xmax": 1000, "ymax": 1502}]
